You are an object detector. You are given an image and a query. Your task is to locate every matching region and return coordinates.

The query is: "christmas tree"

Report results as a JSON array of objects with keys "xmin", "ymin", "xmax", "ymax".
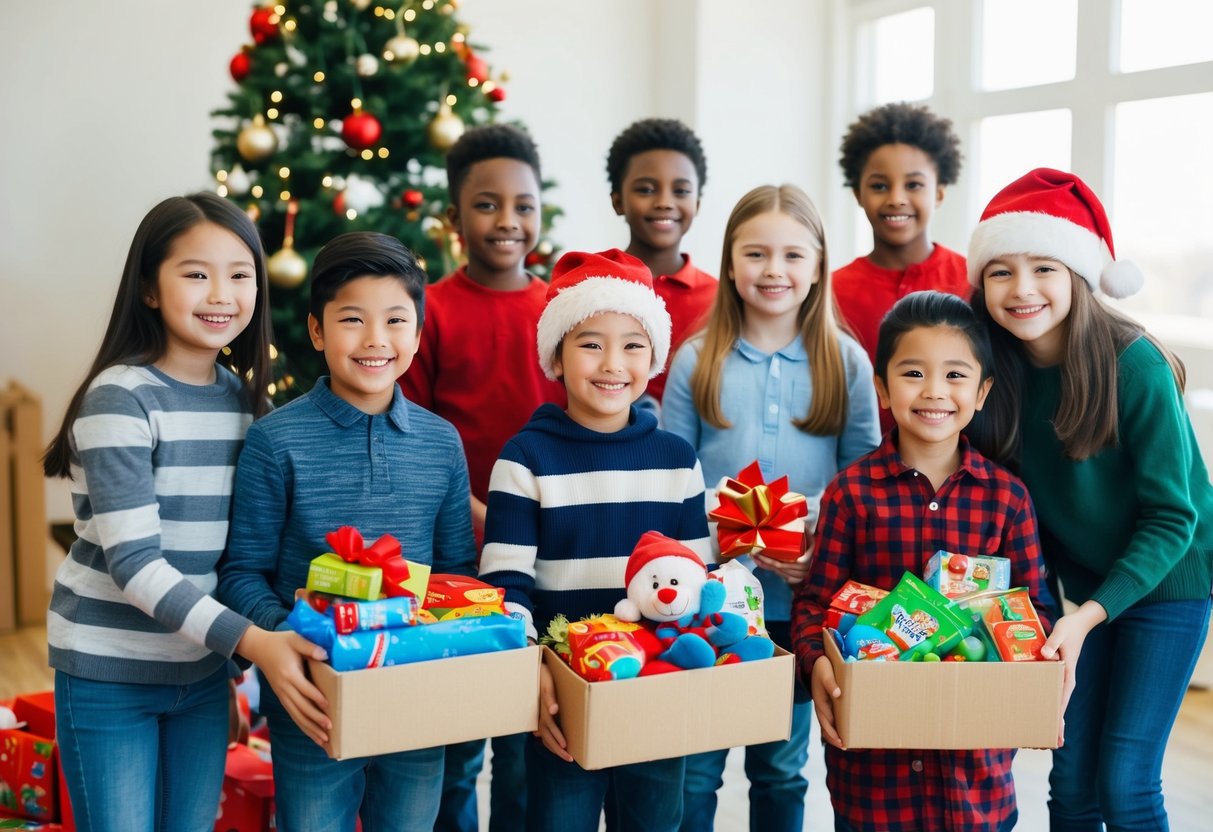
[{"xmin": 210, "ymin": 0, "xmax": 558, "ymax": 399}]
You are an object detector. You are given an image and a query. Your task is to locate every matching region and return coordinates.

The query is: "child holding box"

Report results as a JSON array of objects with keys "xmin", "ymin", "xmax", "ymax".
[
  {"xmin": 791, "ymin": 291, "xmax": 1054, "ymax": 832},
  {"xmin": 217, "ymin": 232, "xmax": 477, "ymax": 830},
  {"xmin": 479, "ymin": 248, "xmax": 711, "ymax": 831}
]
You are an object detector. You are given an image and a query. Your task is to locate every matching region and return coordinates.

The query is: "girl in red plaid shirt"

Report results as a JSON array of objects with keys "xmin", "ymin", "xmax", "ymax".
[{"xmin": 792, "ymin": 291, "xmax": 1055, "ymax": 831}]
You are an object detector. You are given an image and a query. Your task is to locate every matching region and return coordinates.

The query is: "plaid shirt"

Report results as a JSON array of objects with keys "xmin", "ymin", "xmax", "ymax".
[{"xmin": 791, "ymin": 432, "xmax": 1054, "ymax": 832}]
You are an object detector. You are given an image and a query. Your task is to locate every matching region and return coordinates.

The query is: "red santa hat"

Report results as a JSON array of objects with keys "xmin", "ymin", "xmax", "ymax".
[
  {"xmin": 623, "ymin": 531, "xmax": 705, "ymax": 589},
  {"xmin": 967, "ymin": 168, "xmax": 1143, "ymax": 299},
  {"xmin": 536, "ymin": 248, "xmax": 671, "ymax": 381}
]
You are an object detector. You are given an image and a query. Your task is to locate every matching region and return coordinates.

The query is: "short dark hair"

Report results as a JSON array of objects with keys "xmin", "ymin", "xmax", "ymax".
[
  {"xmin": 839, "ymin": 102, "xmax": 962, "ymax": 189},
  {"xmin": 445, "ymin": 124, "xmax": 541, "ymax": 205},
  {"xmin": 606, "ymin": 118, "xmax": 707, "ymax": 193},
  {"xmin": 309, "ymin": 232, "xmax": 426, "ymax": 329},
  {"xmin": 874, "ymin": 291, "xmax": 992, "ymax": 383}
]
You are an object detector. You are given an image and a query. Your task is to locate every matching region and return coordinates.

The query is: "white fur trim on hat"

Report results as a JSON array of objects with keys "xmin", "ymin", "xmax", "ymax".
[
  {"xmin": 968, "ymin": 211, "xmax": 1104, "ymax": 291},
  {"xmin": 536, "ymin": 276, "xmax": 672, "ymax": 381}
]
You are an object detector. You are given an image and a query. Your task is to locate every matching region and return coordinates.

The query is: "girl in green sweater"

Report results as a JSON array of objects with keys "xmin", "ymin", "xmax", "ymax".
[{"xmin": 967, "ymin": 168, "xmax": 1213, "ymax": 831}]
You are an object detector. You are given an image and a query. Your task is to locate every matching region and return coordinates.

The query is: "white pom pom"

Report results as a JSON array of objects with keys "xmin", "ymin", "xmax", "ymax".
[
  {"xmin": 614, "ymin": 598, "xmax": 641, "ymax": 622},
  {"xmin": 0, "ymin": 706, "xmax": 19, "ymax": 730},
  {"xmin": 1101, "ymin": 259, "xmax": 1144, "ymax": 299}
]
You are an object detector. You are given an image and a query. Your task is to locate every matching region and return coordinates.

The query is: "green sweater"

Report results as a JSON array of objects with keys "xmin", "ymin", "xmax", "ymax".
[{"xmin": 1020, "ymin": 337, "xmax": 1213, "ymax": 621}]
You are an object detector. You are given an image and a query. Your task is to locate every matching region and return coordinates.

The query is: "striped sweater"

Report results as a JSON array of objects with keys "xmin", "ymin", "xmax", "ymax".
[
  {"xmin": 479, "ymin": 403, "xmax": 711, "ymax": 641},
  {"xmin": 48, "ymin": 364, "xmax": 254, "ymax": 685}
]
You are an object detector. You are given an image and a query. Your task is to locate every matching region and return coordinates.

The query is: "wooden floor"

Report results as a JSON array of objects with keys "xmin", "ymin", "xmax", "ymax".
[{"xmin": 5, "ymin": 626, "xmax": 1210, "ymax": 830}]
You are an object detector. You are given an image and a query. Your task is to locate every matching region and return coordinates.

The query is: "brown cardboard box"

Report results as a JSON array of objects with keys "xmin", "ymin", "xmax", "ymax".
[
  {"xmin": 308, "ymin": 644, "xmax": 540, "ymax": 760},
  {"xmin": 543, "ymin": 645, "xmax": 794, "ymax": 770},
  {"xmin": 823, "ymin": 629, "xmax": 1064, "ymax": 749},
  {"xmin": 1, "ymin": 380, "xmax": 48, "ymax": 631}
]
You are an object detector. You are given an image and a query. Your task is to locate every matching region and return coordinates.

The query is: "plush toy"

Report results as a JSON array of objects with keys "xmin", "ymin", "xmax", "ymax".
[{"xmin": 614, "ymin": 531, "xmax": 774, "ymax": 674}]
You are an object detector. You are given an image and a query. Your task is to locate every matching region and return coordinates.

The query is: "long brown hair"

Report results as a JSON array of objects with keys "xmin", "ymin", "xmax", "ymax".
[
  {"xmin": 689, "ymin": 184, "xmax": 849, "ymax": 435},
  {"xmin": 972, "ymin": 271, "xmax": 1185, "ymax": 463},
  {"xmin": 44, "ymin": 193, "xmax": 273, "ymax": 478}
]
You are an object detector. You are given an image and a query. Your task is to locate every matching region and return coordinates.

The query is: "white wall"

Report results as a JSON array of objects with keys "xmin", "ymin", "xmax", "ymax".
[{"xmin": 0, "ymin": 1, "xmax": 835, "ymax": 520}]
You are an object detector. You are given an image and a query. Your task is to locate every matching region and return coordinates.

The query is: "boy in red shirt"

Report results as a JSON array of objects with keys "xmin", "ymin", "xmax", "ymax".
[
  {"xmin": 398, "ymin": 123, "xmax": 563, "ymax": 832},
  {"xmin": 832, "ymin": 103, "xmax": 969, "ymax": 433},
  {"xmin": 607, "ymin": 118, "xmax": 717, "ymax": 405}
]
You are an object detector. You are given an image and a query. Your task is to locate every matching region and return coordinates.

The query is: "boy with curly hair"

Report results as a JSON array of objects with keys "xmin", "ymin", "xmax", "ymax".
[
  {"xmin": 607, "ymin": 118, "xmax": 716, "ymax": 405},
  {"xmin": 833, "ymin": 103, "xmax": 968, "ymax": 387}
]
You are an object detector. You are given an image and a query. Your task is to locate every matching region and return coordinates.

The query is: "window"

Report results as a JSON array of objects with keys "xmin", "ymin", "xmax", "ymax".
[{"xmin": 837, "ymin": 0, "xmax": 1213, "ymax": 328}]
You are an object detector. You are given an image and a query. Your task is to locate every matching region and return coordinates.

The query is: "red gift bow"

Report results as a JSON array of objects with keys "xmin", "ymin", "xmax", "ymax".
[
  {"xmin": 325, "ymin": 526, "xmax": 414, "ymax": 597},
  {"xmin": 708, "ymin": 461, "xmax": 808, "ymax": 562}
]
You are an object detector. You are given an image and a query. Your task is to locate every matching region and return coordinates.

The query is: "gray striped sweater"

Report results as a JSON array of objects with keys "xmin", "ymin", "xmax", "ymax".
[{"xmin": 48, "ymin": 364, "xmax": 254, "ymax": 685}]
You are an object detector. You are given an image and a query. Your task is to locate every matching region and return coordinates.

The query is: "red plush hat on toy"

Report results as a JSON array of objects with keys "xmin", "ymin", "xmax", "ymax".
[
  {"xmin": 624, "ymin": 530, "xmax": 707, "ymax": 588},
  {"xmin": 536, "ymin": 248, "xmax": 672, "ymax": 381},
  {"xmin": 967, "ymin": 167, "xmax": 1144, "ymax": 299}
]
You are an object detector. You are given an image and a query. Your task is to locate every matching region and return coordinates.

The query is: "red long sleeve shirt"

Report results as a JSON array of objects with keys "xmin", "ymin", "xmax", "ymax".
[{"xmin": 646, "ymin": 255, "xmax": 717, "ymax": 403}]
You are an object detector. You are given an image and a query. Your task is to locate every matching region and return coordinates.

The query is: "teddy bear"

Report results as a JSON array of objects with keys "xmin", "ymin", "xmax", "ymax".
[{"xmin": 614, "ymin": 531, "xmax": 774, "ymax": 674}]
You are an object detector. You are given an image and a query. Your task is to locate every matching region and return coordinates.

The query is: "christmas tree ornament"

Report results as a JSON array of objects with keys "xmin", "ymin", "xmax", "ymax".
[
  {"xmin": 230, "ymin": 48, "xmax": 252, "ymax": 82},
  {"xmin": 427, "ymin": 104, "xmax": 465, "ymax": 150},
  {"xmin": 402, "ymin": 189, "xmax": 424, "ymax": 208},
  {"xmin": 249, "ymin": 6, "xmax": 281, "ymax": 45},
  {"xmin": 226, "ymin": 164, "xmax": 252, "ymax": 196},
  {"xmin": 384, "ymin": 34, "xmax": 420, "ymax": 65},
  {"xmin": 237, "ymin": 115, "xmax": 278, "ymax": 162},
  {"xmin": 341, "ymin": 106, "xmax": 382, "ymax": 150},
  {"xmin": 333, "ymin": 189, "xmax": 347, "ymax": 217},
  {"xmin": 464, "ymin": 53, "xmax": 489, "ymax": 84},
  {"xmin": 355, "ymin": 53, "xmax": 379, "ymax": 77},
  {"xmin": 268, "ymin": 201, "xmax": 308, "ymax": 289},
  {"xmin": 486, "ymin": 86, "xmax": 506, "ymax": 103},
  {"xmin": 245, "ymin": 202, "xmax": 261, "ymax": 222}
]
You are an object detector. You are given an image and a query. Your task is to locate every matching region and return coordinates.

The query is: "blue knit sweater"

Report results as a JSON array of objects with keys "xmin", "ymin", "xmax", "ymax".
[{"xmin": 479, "ymin": 404, "xmax": 711, "ymax": 640}]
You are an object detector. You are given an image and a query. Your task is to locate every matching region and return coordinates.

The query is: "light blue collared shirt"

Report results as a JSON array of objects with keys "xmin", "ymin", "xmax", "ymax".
[{"xmin": 662, "ymin": 334, "xmax": 881, "ymax": 620}]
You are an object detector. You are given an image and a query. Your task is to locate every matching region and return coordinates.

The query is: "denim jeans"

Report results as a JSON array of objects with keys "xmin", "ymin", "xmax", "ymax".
[
  {"xmin": 525, "ymin": 736, "xmax": 685, "ymax": 832},
  {"xmin": 260, "ymin": 680, "xmax": 444, "ymax": 831},
  {"xmin": 679, "ymin": 618, "xmax": 811, "ymax": 831},
  {"xmin": 435, "ymin": 738, "xmax": 485, "ymax": 832},
  {"xmin": 1048, "ymin": 597, "xmax": 1211, "ymax": 832},
  {"xmin": 54, "ymin": 666, "xmax": 230, "ymax": 832}
]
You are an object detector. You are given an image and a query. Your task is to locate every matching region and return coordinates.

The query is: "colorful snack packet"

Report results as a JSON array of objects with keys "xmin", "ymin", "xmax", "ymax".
[
  {"xmin": 854, "ymin": 572, "xmax": 972, "ymax": 658},
  {"xmin": 331, "ymin": 595, "xmax": 419, "ymax": 635},
  {"xmin": 825, "ymin": 580, "xmax": 889, "ymax": 634}
]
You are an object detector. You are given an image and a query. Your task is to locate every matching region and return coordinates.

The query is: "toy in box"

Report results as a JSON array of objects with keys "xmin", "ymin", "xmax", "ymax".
[
  {"xmin": 825, "ymin": 580, "xmax": 889, "ymax": 634},
  {"xmin": 924, "ymin": 551, "xmax": 1011, "ymax": 598}
]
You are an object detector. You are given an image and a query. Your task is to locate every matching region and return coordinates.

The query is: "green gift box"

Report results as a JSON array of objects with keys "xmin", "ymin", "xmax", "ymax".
[{"xmin": 306, "ymin": 553, "xmax": 382, "ymax": 600}]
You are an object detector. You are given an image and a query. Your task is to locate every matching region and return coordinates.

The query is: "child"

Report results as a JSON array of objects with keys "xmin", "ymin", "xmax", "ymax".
[
  {"xmin": 833, "ymin": 103, "xmax": 967, "ymax": 433},
  {"xmin": 791, "ymin": 291, "xmax": 1055, "ymax": 832},
  {"xmin": 607, "ymin": 117, "xmax": 717, "ymax": 404},
  {"xmin": 395, "ymin": 122, "xmax": 564, "ymax": 832},
  {"xmin": 42, "ymin": 193, "xmax": 328, "ymax": 830},
  {"xmin": 478, "ymin": 248, "xmax": 711, "ymax": 831},
  {"xmin": 217, "ymin": 232, "xmax": 477, "ymax": 830},
  {"xmin": 967, "ymin": 168, "xmax": 1213, "ymax": 829},
  {"xmin": 662, "ymin": 184, "xmax": 880, "ymax": 831}
]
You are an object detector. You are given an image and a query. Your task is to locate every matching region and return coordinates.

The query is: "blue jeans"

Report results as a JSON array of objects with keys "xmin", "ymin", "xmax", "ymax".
[
  {"xmin": 680, "ymin": 620, "xmax": 811, "ymax": 831},
  {"xmin": 54, "ymin": 666, "xmax": 230, "ymax": 832},
  {"xmin": 435, "ymin": 738, "xmax": 484, "ymax": 832},
  {"xmin": 1048, "ymin": 597, "xmax": 1211, "ymax": 832},
  {"xmin": 525, "ymin": 736, "xmax": 685, "ymax": 832},
  {"xmin": 435, "ymin": 733, "xmax": 527, "ymax": 832},
  {"xmin": 260, "ymin": 680, "xmax": 444, "ymax": 831}
]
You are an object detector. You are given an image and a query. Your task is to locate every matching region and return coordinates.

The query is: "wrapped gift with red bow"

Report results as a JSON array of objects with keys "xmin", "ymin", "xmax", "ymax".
[
  {"xmin": 708, "ymin": 461, "xmax": 808, "ymax": 562},
  {"xmin": 306, "ymin": 526, "xmax": 430, "ymax": 600}
]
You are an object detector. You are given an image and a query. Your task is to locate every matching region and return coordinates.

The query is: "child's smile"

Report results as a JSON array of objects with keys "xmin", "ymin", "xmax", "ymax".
[{"xmin": 554, "ymin": 311, "xmax": 652, "ymax": 432}]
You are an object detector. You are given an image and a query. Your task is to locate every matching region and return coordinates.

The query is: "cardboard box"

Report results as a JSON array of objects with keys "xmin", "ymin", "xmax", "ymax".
[
  {"xmin": 543, "ymin": 645, "xmax": 794, "ymax": 770},
  {"xmin": 308, "ymin": 645, "xmax": 540, "ymax": 760},
  {"xmin": 823, "ymin": 630, "xmax": 1064, "ymax": 749}
]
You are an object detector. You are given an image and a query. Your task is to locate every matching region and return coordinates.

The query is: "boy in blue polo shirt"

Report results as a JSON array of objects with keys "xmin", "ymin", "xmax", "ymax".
[{"xmin": 218, "ymin": 232, "xmax": 476, "ymax": 830}]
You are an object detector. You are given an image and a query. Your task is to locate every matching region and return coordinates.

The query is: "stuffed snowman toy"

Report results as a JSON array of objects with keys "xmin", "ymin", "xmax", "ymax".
[{"xmin": 614, "ymin": 531, "xmax": 773, "ymax": 672}]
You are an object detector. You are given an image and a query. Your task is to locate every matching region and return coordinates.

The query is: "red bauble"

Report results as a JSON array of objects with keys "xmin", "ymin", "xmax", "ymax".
[
  {"xmin": 249, "ymin": 7, "xmax": 280, "ymax": 44},
  {"xmin": 465, "ymin": 53, "xmax": 489, "ymax": 84},
  {"xmin": 333, "ymin": 191, "xmax": 347, "ymax": 216},
  {"xmin": 525, "ymin": 251, "xmax": 546, "ymax": 267},
  {"xmin": 230, "ymin": 50, "xmax": 252, "ymax": 82},
  {"xmin": 486, "ymin": 86, "xmax": 506, "ymax": 103},
  {"xmin": 341, "ymin": 110, "xmax": 382, "ymax": 150},
  {"xmin": 402, "ymin": 189, "xmax": 424, "ymax": 208}
]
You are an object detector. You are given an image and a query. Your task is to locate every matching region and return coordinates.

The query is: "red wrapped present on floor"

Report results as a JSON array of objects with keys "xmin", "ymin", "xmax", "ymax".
[{"xmin": 214, "ymin": 740, "xmax": 275, "ymax": 832}]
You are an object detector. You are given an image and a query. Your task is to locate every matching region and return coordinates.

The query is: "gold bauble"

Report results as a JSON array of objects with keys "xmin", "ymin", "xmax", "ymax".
[
  {"xmin": 236, "ymin": 115, "xmax": 278, "ymax": 163},
  {"xmin": 384, "ymin": 34, "xmax": 420, "ymax": 65},
  {"xmin": 267, "ymin": 244, "xmax": 308, "ymax": 289},
  {"xmin": 427, "ymin": 105, "xmax": 465, "ymax": 151}
]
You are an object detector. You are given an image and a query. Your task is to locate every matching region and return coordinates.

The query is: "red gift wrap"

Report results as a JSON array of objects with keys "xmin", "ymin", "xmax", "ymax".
[
  {"xmin": 326, "ymin": 526, "xmax": 415, "ymax": 598},
  {"xmin": 709, "ymin": 461, "xmax": 809, "ymax": 562}
]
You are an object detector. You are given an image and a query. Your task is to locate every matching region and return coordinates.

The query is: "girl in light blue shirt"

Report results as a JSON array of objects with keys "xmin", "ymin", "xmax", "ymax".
[{"xmin": 663, "ymin": 184, "xmax": 880, "ymax": 832}]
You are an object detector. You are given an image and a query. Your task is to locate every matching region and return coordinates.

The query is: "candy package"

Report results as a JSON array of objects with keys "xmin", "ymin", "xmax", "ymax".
[
  {"xmin": 825, "ymin": 580, "xmax": 889, "ymax": 634},
  {"xmin": 852, "ymin": 572, "xmax": 972, "ymax": 660},
  {"xmin": 708, "ymin": 560, "xmax": 767, "ymax": 637},
  {"xmin": 423, "ymin": 574, "xmax": 507, "ymax": 620},
  {"xmin": 925, "ymin": 551, "xmax": 1011, "ymax": 598},
  {"xmin": 566, "ymin": 615, "xmax": 655, "ymax": 682}
]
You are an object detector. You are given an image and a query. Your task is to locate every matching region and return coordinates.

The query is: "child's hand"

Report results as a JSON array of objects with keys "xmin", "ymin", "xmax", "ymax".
[
  {"xmin": 534, "ymin": 662, "xmax": 572, "ymax": 762},
  {"xmin": 754, "ymin": 551, "xmax": 812, "ymax": 586},
  {"xmin": 1040, "ymin": 600, "xmax": 1106, "ymax": 715},
  {"xmin": 237, "ymin": 627, "xmax": 331, "ymax": 747},
  {"xmin": 810, "ymin": 655, "xmax": 846, "ymax": 750}
]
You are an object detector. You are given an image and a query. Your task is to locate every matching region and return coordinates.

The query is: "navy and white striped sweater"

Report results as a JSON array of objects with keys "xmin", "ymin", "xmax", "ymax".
[{"xmin": 479, "ymin": 404, "xmax": 711, "ymax": 640}]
